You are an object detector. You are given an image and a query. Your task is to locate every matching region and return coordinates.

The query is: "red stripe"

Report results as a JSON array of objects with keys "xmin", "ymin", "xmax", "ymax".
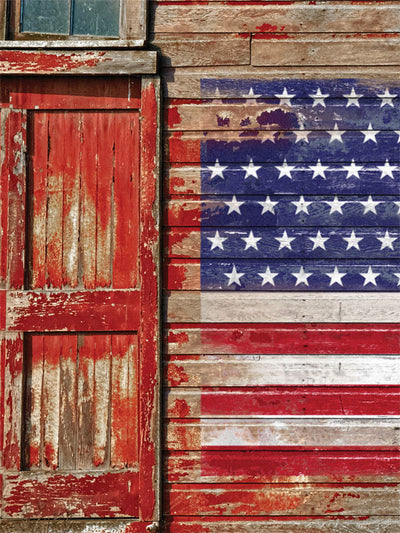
[
  {"xmin": 200, "ymin": 386, "xmax": 400, "ymax": 416},
  {"xmin": 199, "ymin": 450, "xmax": 400, "ymax": 478},
  {"xmin": 166, "ymin": 324, "xmax": 400, "ymax": 355}
]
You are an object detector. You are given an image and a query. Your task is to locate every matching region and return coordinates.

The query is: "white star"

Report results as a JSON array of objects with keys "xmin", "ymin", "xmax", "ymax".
[
  {"xmin": 328, "ymin": 123, "xmax": 344, "ymax": 143},
  {"xmin": 378, "ymin": 159, "xmax": 398, "ymax": 179},
  {"xmin": 394, "ymin": 273, "xmax": 400, "ymax": 286},
  {"xmin": 276, "ymin": 159, "xmax": 296, "ymax": 179},
  {"xmin": 258, "ymin": 266, "xmax": 279, "ymax": 286},
  {"xmin": 324, "ymin": 196, "xmax": 347, "ymax": 215},
  {"xmin": 378, "ymin": 88, "xmax": 397, "ymax": 107},
  {"xmin": 292, "ymin": 266, "xmax": 313, "ymax": 286},
  {"xmin": 258, "ymin": 196, "xmax": 278, "ymax": 214},
  {"xmin": 344, "ymin": 87, "xmax": 363, "ymax": 107},
  {"xmin": 275, "ymin": 230, "xmax": 295, "ymax": 250},
  {"xmin": 275, "ymin": 87, "xmax": 295, "ymax": 106},
  {"xmin": 294, "ymin": 125, "xmax": 310, "ymax": 144},
  {"xmin": 224, "ymin": 195, "xmax": 244, "ymax": 215},
  {"xmin": 309, "ymin": 230, "xmax": 329, "ymax": 250},
  {"xmin": 291, "ymin": 195, "xmax": 313, "ymax": 215},
  {"xmin": 343, "ymin": 230, "xmax": 363, "ymax": 250},
  {"xmin": 326, "ymin": 266, "xmax": 347, "ymax": 286},
  {"xmin": 343, "ymin": 159, "xmax": 363, "ymax": 179},
  {"xmin": 207, "ymin": 230, "xmax": 227, "ymax": 250},
  {"xmin": 396, "ymin": 131, "xmax": 400, "ymax": 143},
  {"xmin": 224, "ymin": 265, "xmax": 245, "ymax": 286},
  {"xmin": 241, "ymin": 158, "xmax": 261, "ymax": 179},
  {"xmin": 362, "ymin": 123, "xmax": 379, "ymax": 143},
  {"xmin": 245, "ymin": 87, "xmax": 261, "ymax": 98},
  {"xmin": 309, "ymin": 87, "xmax": 330, "ymax": 107},
  {"xmin": 377, "ymin": 230, "xmax": 397, "ymax": 250},
  {"xmin": 309, "ymin": 159, "xmax": 329, "ymax": 179},
  {"xmin": 394, "ymin": 201, "xmax": 400, "ymax": 214},
  {"xmin": 242, "ymin": 230, "xmax": 261, "ymax": 250},
  {"xmin": 207, "ymin": 159, "xmax": 227, "ymax": 180},
  {"xmin": 214, "ymin": 87, "xmax": 222, "ymax": 99},
  {"xmin": 359, "ymin": 195, "xmax": 382, "ymax": 214},
  {"xmin": 360, "ymin": 266, "xmax": 380, "ymax": 286}
]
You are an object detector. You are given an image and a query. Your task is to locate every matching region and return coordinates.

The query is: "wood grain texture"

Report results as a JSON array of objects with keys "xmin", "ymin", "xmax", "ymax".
[
  {"xmin": 153, "ymin": 2, "xmax": 400, "ymax": 34},
  {"xmin": 167, "ymin": 419, "xmax": 400, "ymax": 449},
  {"xmin": 152, "ymin": 34, "xmax": 250, "ymax": 67},
  {"xmin": 166, "ymin": 483, "xmax": 400, "ymax": 516},
  {"xmin": 165, "ymin": 517, "xmax": 400, "ymax": 533},
  {"xmin": 0, "ymin": 50, "xmax": 156, "ymax": 75},
  {"xmin": 166, "ymin": 291, "xmax": 400, "ymax": 323},
  {"xmin": 165, "ymin": 324, "xmax": 400, "ymax": 355},
  {"xmin": 252, "ymin": 35, "xmax": 400, "ymax": 67},
  {"xmin": 165, "ymin": 450, "xmax": 400, "ymax": 483}
]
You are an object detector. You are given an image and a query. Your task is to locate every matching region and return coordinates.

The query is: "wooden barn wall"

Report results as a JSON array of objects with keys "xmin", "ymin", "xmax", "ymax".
[{"xmin": 150, "ymin": 1, "xmax": 400, "ymax": 532}]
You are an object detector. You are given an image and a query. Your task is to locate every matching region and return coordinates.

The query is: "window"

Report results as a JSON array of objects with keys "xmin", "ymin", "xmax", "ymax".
[
  {"xmin": 21, "ymin": 0, "xmax": 120, "ymax": 37},
  {"xmin": 5, "ymin": 0, "xmax": 146, "ymax": 43}
]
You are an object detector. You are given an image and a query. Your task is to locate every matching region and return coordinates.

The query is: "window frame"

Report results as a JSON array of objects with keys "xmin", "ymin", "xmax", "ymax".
[{"xmin": 1, "ymin": 0, "xmax": 147, "ymax": 46}]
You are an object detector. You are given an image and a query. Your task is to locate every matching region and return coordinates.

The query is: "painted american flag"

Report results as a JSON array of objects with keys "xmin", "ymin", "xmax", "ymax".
[{"xmin": 166, "ymin": 79, "xmax": 400, "ymax": 513}]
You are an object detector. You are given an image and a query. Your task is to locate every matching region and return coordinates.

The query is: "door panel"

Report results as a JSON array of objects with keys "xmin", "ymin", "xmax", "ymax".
[{"xmin": 0, "ymin": 76, "xmax": 160, "ymax": 524}]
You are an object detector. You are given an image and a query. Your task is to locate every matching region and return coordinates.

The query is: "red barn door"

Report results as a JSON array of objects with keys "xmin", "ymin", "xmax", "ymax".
[{"xmin": 0, "ymin": 75, "xmax": 160, "ymax": 528}]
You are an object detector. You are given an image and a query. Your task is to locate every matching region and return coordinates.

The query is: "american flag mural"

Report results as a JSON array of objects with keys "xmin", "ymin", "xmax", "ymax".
[{"xmin": 165, "ymin": 79, "xmax": 400, "ymax": 519}]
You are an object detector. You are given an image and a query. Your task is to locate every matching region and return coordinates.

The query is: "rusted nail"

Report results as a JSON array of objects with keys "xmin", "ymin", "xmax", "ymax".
[{"xmin": 146, "ymin": 523, "xmax": 159, "ymax": 533}]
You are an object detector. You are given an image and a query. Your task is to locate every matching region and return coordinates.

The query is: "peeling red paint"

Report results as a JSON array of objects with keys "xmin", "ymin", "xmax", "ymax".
[
  {"xmin": 168, "ymin": 106, "xmax": 182, "ymax": 128},
  {"xmin": 236, "ymin": 33, "xmax": 250, "ymax": 39},
  {"xmin": 168, "ymin": 364, "xmax": 190, "ymax": 387},
  {"xmin": 169, "ymin": 398, "xmax": 192, "ymax": 418},
  {"xmin": 253, "ymin": 32, "xmax": 295, "ymax": 40},
  {"xmin": 168, "ymin": 330, "xmax": 190, "ymax": 348},
  {"xmin": 0, "ymin": 50, "xmax": 109, "ymax": 74}
]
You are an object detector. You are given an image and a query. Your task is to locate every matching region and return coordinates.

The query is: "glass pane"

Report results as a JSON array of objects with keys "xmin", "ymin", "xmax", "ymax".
[
  {"xmin": 21, "ymin": 0, "xmax": 70, "ymax": 34},
  {"xmin": 72, "ymin": 0, "xmax": 120, "ymax": 37}
]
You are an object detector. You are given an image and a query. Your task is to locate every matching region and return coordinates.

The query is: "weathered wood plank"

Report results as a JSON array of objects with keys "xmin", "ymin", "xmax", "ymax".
[
  {"xmin": 0, "ymin": 50, "xmax": 157, "ymax": 75},
  {"xmin": 165, "ymin": 450, "xmax": 400, "ymax": 483},
  {"xmin": 93, "ymin": 335, "xmax": 111, "ymax": 468},
  {"xmin": 165, "ymin": 166, "xmax": 400, "ymax": 196},
  {"xmin": 7, "ymin": 290, "xmax": 141, "ymax": 331},
  {"xmin": 165, "ymin": 387, "xmax": 400, "ymax": 417},
  {"xmin": 3, "ymin": 333, "xmax": 23, "ymax": 470},
  {"xmin": 152, "ymin": 34, "xmax": 250, "ymax": 67},
  {"xmin": 166, "ymin": 292, "xmax": 400, "ymax": 323},
  {"xmin": 0, "ymin": 519, "xmax": 154, "ymax": 533},
  {"xmin": 166, "ymin": 355, "xmax": 400, "ymax": 387},
  {"xmin": 2, "ymin": 471, "xmax": 139, "ymax": 518},
  {"xmin": 162, "ymin": 66, "xmax": 400, "ymax": 98},
  {"xmin": 167, "ymin": 483, "xmax": 400, "ymax": 516},
  {"xmin": 153, "ymin": 2, "xmax": 400, "ymax": 34},
  {"xmin": 77, "ymin": 334, "xmax": 96, "ymax": 470},
  {"xmin": 252, "ymin": 35, "xmax": 400, "ymax": 67},
  {"xmin": 165, "ymin": 100, "xmax": 400, "ymax": 131},
  {"xmin": 113, "ymin": 112, "xmax": 140, "ymax": 289},
  {"xmin": 166, "ymin": 517, "xmax": 400, "ymax": 533},
  {"xmin": 4, "ymin": 77, "xmax": 141, "ymax": 110},
  {"xmin": 165, "ymin": 324, "xmax": 400, "ymax": 355},
  {"xmin": 166, "ymin": 227, "xmax": 400, "ymax": 259}
]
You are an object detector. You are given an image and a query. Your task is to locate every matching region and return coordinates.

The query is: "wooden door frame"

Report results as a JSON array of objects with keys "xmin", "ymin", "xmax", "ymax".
[{"xmin": 0, "ymin": 53, "xmax": 161, "ymax": 532}]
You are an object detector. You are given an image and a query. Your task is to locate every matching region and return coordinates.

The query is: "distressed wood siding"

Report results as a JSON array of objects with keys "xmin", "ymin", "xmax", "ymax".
[{"xmin": 150, "ymin": 1, "xmax": 400, "ymax": 531}]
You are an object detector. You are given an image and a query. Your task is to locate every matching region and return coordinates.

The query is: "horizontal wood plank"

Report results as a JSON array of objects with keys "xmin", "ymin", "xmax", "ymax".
[
  {"xmin": 0, "ymin": 50, "xmax": 156, "ymax": 75},
  {"xmin": 165, "ymin": 450, "xmax": 400, "ymax": 483},
  {"xmin": 2, "ymin": 471, "xmax": 139, "ymax": 519},
  {"xmin": 153, "ymin": 3, "xmax": 400, "ymax": 34},
  {"xmin": 163, "ymin": 66, "xmax": 400, "ymax": 98},
  {"xmin": 167, "ymin": 419, "xmax": 400, "ymax": 449},
  {"xmin": 166, "ymin": 483, "xmax": 400, "ymax": 516},
  {"xmin": 252, "ymin": 35, "xmax": 400, "ymax": 67},
  {"xmin": 165, "ymin": 324, "xmax": 400, "ymax": 355},
  {"xmin": 165, "ymin": 387, "xmax": 400, "ymax": 417},
  {"xmin": 166, "ymin": 292, "xmax": 400, "ymax": 322},
  {"xmin": 152, "ymin": 34, "xmax": 250, "ymax": 67},
  {"xmin": 166, "ymin": 355, "xmax": 400, "ymax": 386},
  {"xmin": 165, "ymin": 517, "xmax": 400, "ymax": 533},
  {"xmin": 6, "ymin": 290, "xmax": 141, "ymax": 331}
]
